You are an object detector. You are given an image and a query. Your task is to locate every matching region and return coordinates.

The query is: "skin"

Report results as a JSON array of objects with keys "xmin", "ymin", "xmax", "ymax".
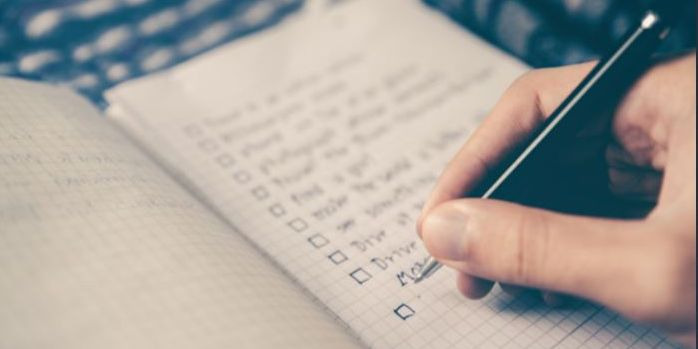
[{"xmin": 417, "ymin": 52, "xmax": 696, "ymax": 347}]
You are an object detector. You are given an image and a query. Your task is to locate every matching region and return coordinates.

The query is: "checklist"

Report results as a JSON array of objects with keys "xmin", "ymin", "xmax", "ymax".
[{"xmin": 105, "ymin": 0, "xmax": 674, "ymax": 347}]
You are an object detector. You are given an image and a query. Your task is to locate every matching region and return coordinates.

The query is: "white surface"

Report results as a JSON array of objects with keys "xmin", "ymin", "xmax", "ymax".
[{"xmin": 0, "ymin": 78, "xmax": 360, "ymax": 349}]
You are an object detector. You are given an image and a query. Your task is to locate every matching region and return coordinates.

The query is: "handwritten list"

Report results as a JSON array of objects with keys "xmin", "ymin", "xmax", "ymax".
[
  {"xmin": 178, "ymin": 52, "xmax": 479, "ymax": 291},
  {"xmin": 106, "ymin": 1, "xmax": 677, "ymax": 347}
]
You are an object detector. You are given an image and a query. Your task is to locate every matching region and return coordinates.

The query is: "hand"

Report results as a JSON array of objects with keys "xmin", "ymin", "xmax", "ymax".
[{"xmin": 417, "ymin": 52, "xmax": 696, "ymax": 347}]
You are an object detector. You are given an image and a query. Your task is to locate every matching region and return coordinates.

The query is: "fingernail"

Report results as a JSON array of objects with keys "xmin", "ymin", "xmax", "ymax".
[{"xmin": 422, "ymin": 207, "xmax": 470, "ymax": 260}]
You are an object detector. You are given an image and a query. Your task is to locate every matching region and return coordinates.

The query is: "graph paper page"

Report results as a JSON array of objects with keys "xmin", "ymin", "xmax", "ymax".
[
  {"xmin": 106, "ymin": 1, "xmax": 677, "ymax": 348},
  {"xmin": 0, "ymin": 78, "xmax": 361, "ymax": 349}
]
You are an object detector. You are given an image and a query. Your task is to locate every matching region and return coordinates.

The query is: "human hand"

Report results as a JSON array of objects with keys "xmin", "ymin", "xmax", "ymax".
[{"xmin": 417, "ymin": 53, "xmax": 696, "ymax": 347}]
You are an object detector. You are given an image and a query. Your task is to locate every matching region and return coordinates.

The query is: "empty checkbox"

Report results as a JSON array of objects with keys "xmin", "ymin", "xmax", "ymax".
[
  {"xmin": 349, "ymin": 268, "xmax": 372, "ymax": 285},
  {"xmin": 183, "ymin": 124, "xmax": 203, "ymax": 138},
  {"xmin": 215, "ymin": 153, "xmax": 235, "ymax": 168},
  {"xmin": 393, "ymin": 303, "xmax": 415, "ymax": 320},
  {"xmin": 287, "ymin": 218, "xmax": 308, "ymax": 232},
  {"xmin": 328, "ymin": 250, "xmax": 347, "ymax": 265},
  {"xmin": 251, "ymin": 186, "xmax": 269, "ymax": 200},
  {"xmin": 267, "ymin": 94, "xmax": 278, "ymax": 105},
  {"xmin": 197, "ymin": 139, "xmax": 219, "ymax": 153},
  {"xmin": 307, "ymin": 234, "xmax": 329, "ymax": 248},
  {"xmin": 232, "ymin": 171, "xmax": 251, "ymax": 183},
  {"xmin": 269, "ymin": 203, "xmax": 286, "ymax": 217}
]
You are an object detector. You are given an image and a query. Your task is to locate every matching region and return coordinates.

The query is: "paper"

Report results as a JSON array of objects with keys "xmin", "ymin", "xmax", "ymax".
[
  {"xmin": 106, "ymin": 1, "xmax": 676, "ymax": 347},
  {"xmin": 0, "ymin": 78, "xmax": 360, "ymax": 349}
]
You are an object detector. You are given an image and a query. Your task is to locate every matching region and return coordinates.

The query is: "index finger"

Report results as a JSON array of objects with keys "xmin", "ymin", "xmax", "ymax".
[{"xmin": 417, "ymin": 61, "xmax": 596, "ymax": 237}]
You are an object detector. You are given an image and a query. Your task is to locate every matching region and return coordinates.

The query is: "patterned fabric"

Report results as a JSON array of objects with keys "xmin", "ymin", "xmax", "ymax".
[
  {"xmin": 424, "ymin": 0, "xmax": 696, "ymax": 67},
  {"xmin": 0, "ymin": 0, "xmax": 695, "ymax": 103},
  {"xmin": 0, "ymin": 0, "xmax": 302, "ymax": 103}
]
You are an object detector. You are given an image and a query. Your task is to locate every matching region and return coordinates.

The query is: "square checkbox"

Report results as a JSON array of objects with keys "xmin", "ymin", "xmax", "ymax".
[
  {"xmin": 328, "ymin": 250, "xmax": 347, "ymax": 265},
  {"xmin": 393, "ymin": 303, "xmax": 416, "ymax": 320},
  {"xmin": 232, "ymin": 171, "xmax": 251, "ymax": 183},
  {"xmin": 197, "ymin": 139, "xmax": 218, "ymax": 153},
  {"xmin": 349, "ymin": 268, "xmax": 372, "ymax": 285},
  {"xmin": 268, "ymin": 203, "xmax": 286, "ymax": 217},
  {"xmin": 307, "ymin": 233, "xmax": 329, "ymax": 248},
  {"xmin": 183, "ymin": 124, "xmax": 203, "ymax": 138},
  {"xmin": 287, "ymin": 218, "xmax": 308, "ymax": 232},
  {"xmin": 215, "ymin": 153, "xmax": 235, "ymax": 168},
  {"xmin": 251, "ymin": 186, "xmax": 269, "ymax": 200},
  {"xmin": 267, "ymin": 94, "xmax": 278, "ymax": 105}
]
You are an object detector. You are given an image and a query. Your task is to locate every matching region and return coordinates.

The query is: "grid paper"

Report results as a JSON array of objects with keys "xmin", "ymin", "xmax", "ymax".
[
  {"xmin": 105, "ymin": 1, "xmax": 681, "ymax": 348},
  {"xmin": 0, "ymin": 77, "xmax": 360, "ymax": 349}
]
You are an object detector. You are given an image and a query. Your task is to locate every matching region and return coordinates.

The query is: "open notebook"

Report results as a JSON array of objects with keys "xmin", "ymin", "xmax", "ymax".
[{"xmin": 0, "ymin": 1, "xmax": 679, "ymax": 348}]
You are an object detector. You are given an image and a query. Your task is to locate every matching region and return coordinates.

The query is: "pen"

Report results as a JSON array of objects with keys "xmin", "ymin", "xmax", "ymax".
[{"xmin": 414, "ymin": 0, "xmax": 687, "ymax": 283}]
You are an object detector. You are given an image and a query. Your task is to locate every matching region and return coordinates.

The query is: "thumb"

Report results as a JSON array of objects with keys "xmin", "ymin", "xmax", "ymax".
[{"xmin": 421, "ymin": 198, "xmax": 646, "ymax": 302}]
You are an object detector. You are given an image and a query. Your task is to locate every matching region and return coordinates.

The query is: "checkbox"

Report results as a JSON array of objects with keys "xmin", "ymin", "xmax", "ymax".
[
  {"xmin": 307, "ymin": 233, "xmax": 329, "ymax": 248},
  {"xmin": 268, "ymin": 203, "xmax": 286, "ymax": 217},
  {"xmin": 287, "ymin": 218, "xmax": 308, "ymax": 232},
  {"xmin": 215, "ymin": 153, "xmax": 235, "ymax": 168},
  {"xmin": 393, "ymin": 303, "xmax": 415, "ymax": 320},
  {"xmin": 349, "ymin": 268, "xmax": 372, "ymax": 285},
  {"xmin": 251, "ymin": 186, "xmax": 269, "ymax": 200},
  {"xmin": 183, "ymin": 124, "xmax": 203, "ymax": 138},
  {"xmin": 328, "ymin": 250, "xmax": 347, "ymax": 265},
  {"xmin": 232, "ymin": 171, "xmax": 251, "ymax": 183},
  {"xmin": 197, "ymin": 139, "xmax": 218, "ymax": 153},
  {"xmin": 267, "ymin": 94, "xmax": 278, "ymax": 105}
]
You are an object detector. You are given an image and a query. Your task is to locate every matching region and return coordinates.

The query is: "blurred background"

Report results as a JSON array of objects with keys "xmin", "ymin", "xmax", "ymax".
[{"xmin": 0, "ymin": 0, "xmax": 694, "ymax": 104}]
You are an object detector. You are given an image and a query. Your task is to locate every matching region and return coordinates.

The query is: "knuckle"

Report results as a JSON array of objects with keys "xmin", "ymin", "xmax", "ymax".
[
  {"xmin": 508, "ymin": 70, "xmax": 540, "ymax": 94},
  {"xmin": 658, "ymin": 235, "xmax": 693, "ymax": 290},
  {"xmin": 661, "ymin": 242, "xmax": 694, "ymax": 295},
  {"xmin": 505, "ymin": 209, "xmax": 550, "ymax": 286},
  {"xmin": 454, "ymin": 211, "xmax": 479, "ymax": 262},
  {"xmin": 631, "ymin": 236, "xmax": 694, "ymax": 323},
  {"xmin": 607, "ymin": 168, "xmax": 632, "ymax": 197},
  {"xmin": 505, "ymin": 70, "xmax": 546, "ymax": 120},
  {"xmin": 459, "ymin": 233, "xmax": 477, "ymax": 262}
]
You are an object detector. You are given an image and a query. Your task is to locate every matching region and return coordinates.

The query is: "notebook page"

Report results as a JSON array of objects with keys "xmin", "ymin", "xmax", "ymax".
[
  {"xmin": 105, "ymin": 1, "xmax": 676, "ymax": 348},
  {"xmin": 0, "ymin": 78, "xmax": 361, "ymax": 349}
]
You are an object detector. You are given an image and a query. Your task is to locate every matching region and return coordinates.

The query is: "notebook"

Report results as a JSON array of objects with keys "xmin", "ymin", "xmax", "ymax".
[{"xmin": 0, "ymin": 0, "xmax": 679, "ymax": 348}]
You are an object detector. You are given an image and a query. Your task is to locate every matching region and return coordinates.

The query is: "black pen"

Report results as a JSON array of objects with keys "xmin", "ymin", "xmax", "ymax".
[{"xmin": 415, "ymin": 0, "xmax": 687, "ymax": 283}]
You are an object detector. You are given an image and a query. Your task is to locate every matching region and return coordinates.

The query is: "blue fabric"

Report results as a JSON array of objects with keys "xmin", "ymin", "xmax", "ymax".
[
  {"xmin": 0, "ymin": 0, "xmax": 303, "ymax": 103},
  {"xmin": 423, "ymin": 0, "xmax": 696, "ymax": 67},
  {"xmin": 1, "ymin": 0, "xmax": 694, "ymax": 104}
]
